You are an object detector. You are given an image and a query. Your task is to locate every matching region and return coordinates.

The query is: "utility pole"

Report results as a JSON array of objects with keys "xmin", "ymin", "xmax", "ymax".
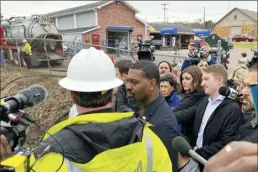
[
  {"xmin": 228, "ymin": 0, "xmax": 231, "ymax": 12},
  {"xmin": 203, "ymin": 6, "xmax": 206, "ymax": 29},
  {"xmin": 161, "ymin": 3, "xmax": 169, "ymax": 23}
]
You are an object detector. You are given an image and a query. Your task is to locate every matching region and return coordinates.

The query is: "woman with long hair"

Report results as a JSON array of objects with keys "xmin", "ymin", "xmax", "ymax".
[
  {"xmin": 174, "ymin": 66, "xmax": 206, "ymax": 111},
  {"xmin": 158, "ymin": 61, "xmax": 172, "ymax": 75},
  {"xmin": 173, "ymin": 66, "xmax": 206, "ymax": 140}
]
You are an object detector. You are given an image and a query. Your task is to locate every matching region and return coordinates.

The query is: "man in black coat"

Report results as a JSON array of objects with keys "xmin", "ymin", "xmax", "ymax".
[
  {"xmin": 175, "ymin": 64, "xmax": 243, "ymax": 171},
  {"xmin": 126, "ymin": 60, "xmax": 179, "ymax": 172},
  {"xmin": 235, "ymin": 55, "xmax": 258, "ymax": 143}
]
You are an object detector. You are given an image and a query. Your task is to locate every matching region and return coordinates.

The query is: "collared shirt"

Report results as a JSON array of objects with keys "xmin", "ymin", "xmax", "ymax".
[
  {"xmin": 68, "ymin": 105, "xmax": 114, "ymax": 118},
  {"xmin": 196, "ymin": 95, "xmax": 225, "ymax": 148}
]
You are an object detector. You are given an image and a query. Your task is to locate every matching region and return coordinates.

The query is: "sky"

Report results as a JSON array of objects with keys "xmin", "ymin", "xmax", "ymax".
[{"xmin": 1, "ymin": 1, "xmax": 257, "ymax": 23}]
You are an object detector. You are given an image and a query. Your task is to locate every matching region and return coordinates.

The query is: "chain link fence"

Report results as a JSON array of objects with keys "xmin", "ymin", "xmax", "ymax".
[{"xmin": 0, "ymin": 36, "xmax": 186, "ymax": 76}]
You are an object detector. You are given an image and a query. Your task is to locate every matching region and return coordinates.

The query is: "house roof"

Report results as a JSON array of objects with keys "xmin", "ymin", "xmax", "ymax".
[
  {"xmin": 45, "ymin": 1, "xmax": 139, "ymax": 18},
  {"xmin": 213, "ymin": 8, "xmax": 257, "ymax": 28},
  {"xmin": 238, "ymin": 8, "xmax": 257, "ymax": 21},
  {"xmin": 148, "ymin": 23, "xmax": 195, "ymax": 35}
]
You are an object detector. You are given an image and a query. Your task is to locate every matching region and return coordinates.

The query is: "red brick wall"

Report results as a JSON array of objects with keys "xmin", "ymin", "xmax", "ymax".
[{"xmin": 83, "ymin": 2, "xmax": 148, "ymax": 48}]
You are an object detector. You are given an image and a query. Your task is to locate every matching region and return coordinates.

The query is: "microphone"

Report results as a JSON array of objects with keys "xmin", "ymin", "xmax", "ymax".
[
  {"xmin": 0, "ymin": 85, "xmax": 48, "ymax": 122},
  {"xmin": 172, "ymin": 136, "xmax": 208, "ymax": 165},
  {"xmin": 219, "ymin": 86, "xmax": 240, "ymax": 100}
]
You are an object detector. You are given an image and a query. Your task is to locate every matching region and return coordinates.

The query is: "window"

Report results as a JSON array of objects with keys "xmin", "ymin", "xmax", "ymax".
[
  {"xmin": 251, "ymin": 30, "xmax": 256, "ymax": 37},
  {"xmin": 234, "ymin": 15, "xmax": 237, "ymax": 20}
]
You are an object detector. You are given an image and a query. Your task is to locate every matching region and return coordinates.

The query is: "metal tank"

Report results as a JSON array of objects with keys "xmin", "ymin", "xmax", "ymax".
[{"xmin": 1, "ymin": 14, "xmax": 64, "ymax": 67}]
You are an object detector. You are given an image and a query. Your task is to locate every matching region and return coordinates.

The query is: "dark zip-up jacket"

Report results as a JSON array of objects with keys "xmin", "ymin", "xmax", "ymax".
[
  {"xmin": 235, "ymin": 111, "xmax": 258, "ymax": 143},
  {"xmin": 173, "ymin": 91, "xmax": 206, "ymax": 112},
  {"xmin": 173, "ymin": 91, "xmax": 207, "ymax": 142},
  {"xmin": 174, "ymin": 97, "xmax": 244, "ymax": 160}
]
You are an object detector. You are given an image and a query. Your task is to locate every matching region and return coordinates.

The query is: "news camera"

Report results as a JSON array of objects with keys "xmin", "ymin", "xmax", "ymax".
[
  {"xmin": 190, "ymin": 48, "xmax": 207, "ymax": 65},
  {"xmin": 0, "ymin": 85, "xmax": 47, "ymax": 172},
  {"xmin": 137, "ymin": 38, "xmax": 155, "ymax": 61}
]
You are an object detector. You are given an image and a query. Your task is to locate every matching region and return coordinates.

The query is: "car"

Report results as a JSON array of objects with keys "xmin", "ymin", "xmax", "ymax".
[{"xmin": 232, "ymin": 35, "xmax": 254, "ymax": 42}]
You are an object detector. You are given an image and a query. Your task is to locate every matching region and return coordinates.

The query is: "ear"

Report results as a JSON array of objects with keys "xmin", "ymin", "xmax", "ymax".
[
  {"xmin": 217, "ymin": 77, "xmax": 224, "ymax": 86},
  {"xmin": 149, "ymin": 78, "xmax": 157, "ymax": 91}
]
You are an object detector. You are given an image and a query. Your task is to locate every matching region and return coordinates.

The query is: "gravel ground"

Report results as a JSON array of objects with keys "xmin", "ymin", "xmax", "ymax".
[{"xmin": 1, "ymin": 67, "xmax": 72, "ymax": 147}]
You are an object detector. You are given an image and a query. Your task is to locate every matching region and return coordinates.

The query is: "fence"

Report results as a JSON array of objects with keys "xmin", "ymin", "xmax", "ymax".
[{"xmin": 0, "ymin": 36, "xmax": 186, "ymax": 76}]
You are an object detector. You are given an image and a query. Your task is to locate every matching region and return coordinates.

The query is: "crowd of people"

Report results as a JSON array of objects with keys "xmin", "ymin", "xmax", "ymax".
[{"xmin": 0, "ymin": 41, "xmax": 257, "ymax": 172}]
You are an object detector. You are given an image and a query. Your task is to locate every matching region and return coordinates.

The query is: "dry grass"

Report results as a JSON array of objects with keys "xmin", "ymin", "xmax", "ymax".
[{"xmin": 1, "ymin": 66, "xmax": 72, "ymax": 147}]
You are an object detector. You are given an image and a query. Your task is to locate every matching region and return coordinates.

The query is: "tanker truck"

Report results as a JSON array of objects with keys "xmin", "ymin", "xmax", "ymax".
[{"xmin": 0, "ymin": 14, "xmax": 65, "ymax": 67}]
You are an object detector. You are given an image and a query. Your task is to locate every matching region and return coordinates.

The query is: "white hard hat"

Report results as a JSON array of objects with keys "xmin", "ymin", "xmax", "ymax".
[
  {"xmin": 59, "ymin": 47, "xmax": 123, "ymax": 92},
  {"xmin": 22, "ymin": 39, "xmax": 27, "ymax": 43}
]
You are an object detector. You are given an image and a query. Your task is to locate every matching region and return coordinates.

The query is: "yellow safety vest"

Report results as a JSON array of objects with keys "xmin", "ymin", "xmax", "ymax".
[
  {"xmin": 21, "ymin": 43, "xmax": 32, "ymax": 56},
  {"xmin": 29, "ymin": 112, "xmax": 172, "ymax": 172}
]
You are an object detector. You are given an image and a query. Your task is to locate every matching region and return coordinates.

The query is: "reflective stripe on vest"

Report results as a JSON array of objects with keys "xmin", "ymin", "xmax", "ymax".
[
  {"xmin": 64, "ymin": 131, "xmax": 153, "ymax": 172},
  {"xmin": 64, "ymin": 159, "xmax": 82, "ymax": 172},
  {"xmin": 145, "ymin": 131, "xmax": 153, "ymax": 172}
]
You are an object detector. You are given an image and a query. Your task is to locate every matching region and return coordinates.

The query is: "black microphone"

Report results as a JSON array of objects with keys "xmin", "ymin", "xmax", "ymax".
[
  {"xmin": 219, "ymin": 86, "xmax": 240, "ymax": 100},
  {"xmin": 0, "ymin": 85, "xmax": 48, "ymax": 122},
  {"xmin": 172, "ymin": 136, "xmax": 208, "ymax": 165}
]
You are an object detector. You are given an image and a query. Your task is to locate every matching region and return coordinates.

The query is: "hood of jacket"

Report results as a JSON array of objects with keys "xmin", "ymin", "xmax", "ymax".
[{"xmin": 34, "ymin": 112, "xmax": 145, "ymax": 164}]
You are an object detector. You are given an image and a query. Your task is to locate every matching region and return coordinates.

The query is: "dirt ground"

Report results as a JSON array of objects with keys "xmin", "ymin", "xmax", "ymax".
[{"xmin": 1, "ymin": 66, "xmax": 72, "ymax": 147}]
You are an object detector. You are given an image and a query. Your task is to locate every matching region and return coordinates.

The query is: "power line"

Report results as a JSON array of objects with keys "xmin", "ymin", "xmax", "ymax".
[{"xmin": 161, "ymin": 3, "xmax": 169, "ymax": 23}]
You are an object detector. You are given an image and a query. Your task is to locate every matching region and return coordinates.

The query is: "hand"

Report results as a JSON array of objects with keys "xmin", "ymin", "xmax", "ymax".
[
  {"xmin": 0, "ymin": 135, "xmax": 12, "ymax": 162},
  {"xmin": 204, "ymin": 141, "xmax": 258, "ymax": 172},
  {"xmin": 178, "ymin": 152, "xmax": 190, "ymax": 169}
]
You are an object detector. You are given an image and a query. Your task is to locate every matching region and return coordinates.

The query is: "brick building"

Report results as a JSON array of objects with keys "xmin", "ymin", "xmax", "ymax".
[
  {"xmin": 45, "ymin": 1, "xmax": 148, "ymax": 51},
  {"xmin": 212, "ymin": 8, "xmax": 257, "ymax": 39}
]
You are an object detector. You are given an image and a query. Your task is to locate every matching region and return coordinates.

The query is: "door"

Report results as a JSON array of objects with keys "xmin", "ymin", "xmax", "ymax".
[
  {"xmin": 91, "ymin": 34, "xmax": 100, "ymax": 50},
  {"xmin": 229, "ymin": 26, "xmax": 241, "ymax": 38}
]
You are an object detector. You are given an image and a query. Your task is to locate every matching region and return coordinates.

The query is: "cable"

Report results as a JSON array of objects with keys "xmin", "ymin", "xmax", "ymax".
[{"xmin": 29, "ymin": 121, "xmax": 65, "ymax": 172}]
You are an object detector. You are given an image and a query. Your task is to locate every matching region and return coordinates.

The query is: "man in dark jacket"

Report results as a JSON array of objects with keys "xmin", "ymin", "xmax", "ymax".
[
  {"xmin": 181, "ymin": 42, "xmax": 216, "ymax": 72},
  {"xmin": 126, "ymin": 60, "xmax": 179, "ymax": 171},
  {"xmin": 235, "ymin": 56, "xmax": 257, "ymax": 143},
  {"xmin": 175, "ymin": 64, "xmax": 243, "ymax": 170},
  {"xmin": 114, "ymin": 59, "xmax": 140, "ymax": 112}
]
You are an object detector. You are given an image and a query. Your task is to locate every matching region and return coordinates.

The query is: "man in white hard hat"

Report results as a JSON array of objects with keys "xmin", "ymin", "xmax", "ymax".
[
  {"xmin": 0, "ymin": 47, "xmax": 172, "ymax": 171},
  {"xmin": 20, "ymin": 39, "xmax": 32, "ymax": 70}
]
